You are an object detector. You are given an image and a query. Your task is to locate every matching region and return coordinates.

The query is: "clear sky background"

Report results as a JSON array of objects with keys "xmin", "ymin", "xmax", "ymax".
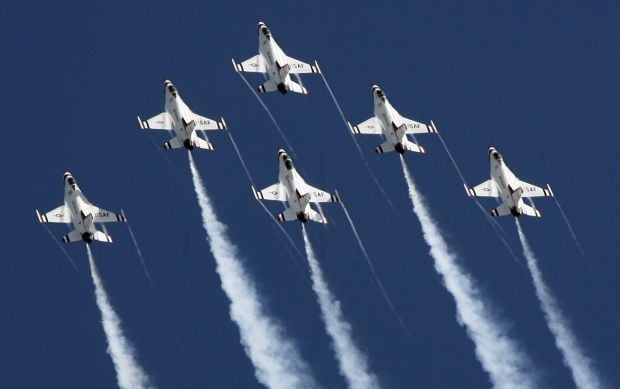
[{"xmin": 1, "ymin": 1, "xmax": 618, "ymax": 388}]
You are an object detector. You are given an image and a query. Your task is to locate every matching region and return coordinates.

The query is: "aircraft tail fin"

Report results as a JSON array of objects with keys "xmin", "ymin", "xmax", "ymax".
[{"xmin": 277, "ymin": 63, "xmax": 291, "ymax": 78}]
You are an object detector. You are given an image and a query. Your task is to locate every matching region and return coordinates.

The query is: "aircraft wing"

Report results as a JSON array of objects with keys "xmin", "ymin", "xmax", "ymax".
[
  {"xmin": 465, "ymin": 179, "xmax": 499, "ymax": 197},
  {"xmin": 401, "ymin": 117, "xmax": 437, "ymax": 134},
  {"xmin": 233, "ymin": 55, "xmax": 267, "ymax": 73},
  {"xmin": 518, "ymin": 180, "xmax": 554, "ymax": 198},
  {"xmin": 305, "ymin": 184, "xmax": 340, "ymax": 203},
  {"xmin": 349, "ymin": 117, "xmax": 383, "ymax": 135},
  {"xmin": 36, "ymin": 205, "xmax": 70, "ymax": 223},
  {"xmin": 193, "ymin": 114, "xmax": 226, "ymax": 131},
  {"xmin": 91, "ymin": 206, "xmax": 127, "ymax": 223},
  {"xmin": 138, "ymin": 112, "xmax": 172, "ymax": 130},
  {"xmin": 284, "ymin": 55, "xmax": 321, "ymax": 74},
  {"xmin": 253, "ymin": 184, "xmax": 287, "ymax": 201}
]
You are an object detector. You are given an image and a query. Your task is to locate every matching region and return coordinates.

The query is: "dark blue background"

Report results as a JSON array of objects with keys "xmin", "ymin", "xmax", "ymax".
[{"xmin": 1, "ymin": 1, "xmax": 618, "ymax": 387}]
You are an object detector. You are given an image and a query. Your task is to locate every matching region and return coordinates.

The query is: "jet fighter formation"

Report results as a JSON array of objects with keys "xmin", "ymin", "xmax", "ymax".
[
  {"xmin": 138, "ymin": 80, "xmax": 226, "ymax": 151},
  {"xmin": 37, "ymin": 21, "xmax": 556, "ymax": 240},
  {"xmin": 466, "ymin": 147, "xmax": 554, "ymax": 217},
  {"xmin": 233, "ymin": 21, "xmax": 321, "ymax": 94},
  {"xmin": 36, "ymin": 172, "xmax": 126, "ymax": 244},
  {"xmin": 253, "ymin": 149, "xmax": 340, "ymax": 223},
  {"xmin": 349, "ymin": 85, "xmax": 437, "ymax": 154}
]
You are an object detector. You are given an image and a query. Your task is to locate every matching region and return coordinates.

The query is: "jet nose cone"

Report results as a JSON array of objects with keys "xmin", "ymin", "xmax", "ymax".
[
  {"xmin": 277, "ymin": 148, "xmax": 286, "ymax": 156},
  {"xmin": 257, "ymin": 20, "xmax": 265, "ymax": 27},
  {"xmin": 488, "ymin": 146, "xmax": 497, "ymax": 153},
  {"xmin": 163, "ymin": 79, "xmax": 173, "ymax": 86},
  {"xmin": 371, "ymin": 84, "xmax": 380, "ymax": 91},
  {"xmin": 63, "ymin": 171, "xmax": 72, "ymax": 177}
]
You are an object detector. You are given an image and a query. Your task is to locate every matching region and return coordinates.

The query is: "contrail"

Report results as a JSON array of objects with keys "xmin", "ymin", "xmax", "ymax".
[
  {"xmin": 41, "ymin": 223, "xmax": 80, "ymax": 274},
  {"xmin": 553, "ymin": 197, "xmax": 587, "ymax": 259},
  {"xmin": 86, "ymin": 245, "xmax": 154, "ymax": 389},
  {"xmin": 236, "ymin": 71, "xmax": 297, "ymax": 158},
  {"xmin": 188, "ymin": 153, "xmax": 315, "ymax": 389},
  {"xmin": 436, "ymin": 130, "xmax": 522, "ymax": 265},
  {"xmin": 400, "ymin": 157, "xmax": 537, "ymax": 389},
  {"xmin": 319, "ymin": 71, "xmax": 398, "ymax": 214},
  {"xmin": 124, "ymin": 221, "xmax": 186, "ymax": 352},
  {"xmin": 515, "ymin": 221, "xmax": 605, "ymax": 389},
  {"xmin": 337, "ymin": 196, "xmax": 412, "ymax": 339},
  {"xmin": 125, "ymin": 221, "xmax": 156, "ymax": 290},
  {"xmin": 302, "ymin": 225, "xmax": 379, "ymax": 389}
]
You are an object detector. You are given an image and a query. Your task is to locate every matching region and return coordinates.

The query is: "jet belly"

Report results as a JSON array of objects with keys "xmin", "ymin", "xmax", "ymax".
[
  {"xmin": 376, "ymin": 104, "xmax": 401, "ymax": 145},
  {"xmin": 492, "ymin": 164, "xmax": 520, "ymax": 212}
]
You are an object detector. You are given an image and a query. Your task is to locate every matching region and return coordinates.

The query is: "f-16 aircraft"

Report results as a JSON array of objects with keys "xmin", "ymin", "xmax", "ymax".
[
  {"xmin": 36, "ymin": 172, "xmax": 126, "ymax": 243},
  {"xmin": 233, "ymin": 21, "xmax": 321, "ymax": 94},
  {"xmin": 137, "ymin": 80, "xmax": 226, "ymax": 150},
  {"xmin": 466, "ymin": 147, "xmax": 554, "ymax": 217},
  {"xmin": 252, "ymin": 149, "xmax": 340, "ymax": 223},
  {"xmin": 348, "ymin": 84, "xmax": 437, "ymax": 154}
]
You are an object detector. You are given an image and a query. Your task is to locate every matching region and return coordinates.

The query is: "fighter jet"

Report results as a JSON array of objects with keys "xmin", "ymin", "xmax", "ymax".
[
  {"xmin": 348, "ymin": 84, "xmax": 437, "ymax": 154},
  {"xmin": 233, "ymin": 21, "xmax": 321, "ymax": 94},
  {"xmin": 36, "ymin": 172, "xmax": 126, "ymax": 243},
  {"xmin": 466, "ymin": 147, "xmax": 554, "ymax": 217},
  {"xmin": 137, "ymin": 80, "xmax": 226, "ymax": 150},
  {"xmin": 252, "ymin": 149, "xmax": 340, "ymax": 223}
]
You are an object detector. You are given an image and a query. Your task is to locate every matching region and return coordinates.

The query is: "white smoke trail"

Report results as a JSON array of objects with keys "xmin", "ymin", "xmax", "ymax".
[
  {"xmin": 301, "ymin": 226, "xmax": 379, "ymax": 389},
  {"xmin": 515, "ymin": 221, "xmax": 605, "ymax": 389},
  {"xmin": 188, "ymin": 153, "xmax": 315, "ymax": 389},
  {"xmin": 337, "ymin": 197, "xmax": 412, "ymax": 338},
  {"xmin": 86, "ymin": 245, "xmax": 154, "ymax": 389},
  {"xmin": 318, "ymin": 72, "xmax": 398, "ymax": 214},
  {"xmin": 236, "ymin": 71, "xmax": 297, "ymax": 158},
  {"xmin": 400, "ymin": 157, "xmax": 537, "ymax": 389}
]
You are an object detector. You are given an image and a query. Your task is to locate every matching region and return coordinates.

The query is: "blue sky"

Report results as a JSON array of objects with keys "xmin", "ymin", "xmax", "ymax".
[{"xmin": 1, "ymin": 1, "xmax": 618, "ymax": 388}]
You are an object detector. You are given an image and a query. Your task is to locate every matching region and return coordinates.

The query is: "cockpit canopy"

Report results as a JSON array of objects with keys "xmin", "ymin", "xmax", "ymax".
[
  {"xmin": 376, "ymin": 89, "xmax": 386, "ymax": 101},
  {"xmin": 283, "ymin": 155, "xmax": 293, "ymax": 170},
  {"xmin": 492, "ymin": 151, "xmax": 502, "ymax": 162},
  {"xmin": 67, "ymin": 177, "xmax": 76, "ymax": 186},
  {"xmin": 167, "ymin": 84, "xmax": 178, "ymax": 97}
]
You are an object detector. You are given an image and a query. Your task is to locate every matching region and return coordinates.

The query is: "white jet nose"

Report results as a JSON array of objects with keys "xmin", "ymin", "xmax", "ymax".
[
  {"xmin": 277, "ymin": 148, "xmax": 286, "ymax": 156},
  {"xmin": 371, "ymin": 84, "xmax": 380, "ymax": 92}
]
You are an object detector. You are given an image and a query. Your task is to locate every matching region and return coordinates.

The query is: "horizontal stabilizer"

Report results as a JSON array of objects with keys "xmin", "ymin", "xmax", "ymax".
[
  {"xmin": 61, "ymin": 230, "xmax": 82, "ymax": 243},
  {"xmin": 277, "ymin": 208, "xmax": 297, "ymax": 222},
  {"xmin": 164, "ymin": 136, "xmax": 183, "ymax": 150},
  {"xmin": 192, "ymin": 137, "xmax": 215, "ymax": 150},
  {"xmin": 520, "ymin": 203, "xmax": 543, "ymax": 218}
]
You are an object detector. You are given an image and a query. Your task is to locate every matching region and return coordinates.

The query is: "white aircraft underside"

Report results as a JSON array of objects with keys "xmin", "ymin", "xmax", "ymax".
[
  {"xmin": 349, "ymin": 85, "xmax": 436, "ymax": 154},
  {"xmin": 252, "ymin": 149, "xmax": 339, "ymax": 223},
  {"xmin": 233, "ymin": 21, "xmax": 321, "ymax": 94},
  {"xmin": 466, "ymin": 147, "xmax": 554, "ymax": 217},
  {"xmin": 36, "ymin": 172, "xmax": 126, "ymax": 243},
  {"xmin": 138, "ymin": 80, "xmax": 226, "ymax": 150}
]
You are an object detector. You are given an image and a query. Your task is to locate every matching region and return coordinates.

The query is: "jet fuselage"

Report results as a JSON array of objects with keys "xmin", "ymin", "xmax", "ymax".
[
  {"xmin": 489, "ymin": 148, "xmax": 525, "ymax": 216},
  {"xmin": 63, "ymin": 172, "xmax": 97, "ymax": 242},
  {"xmin": 163, "ymin": 80, "xmax": 196, "ymax": 149},
  {"xmin": 277, "ymin": 149, "xmax": 310, "ymax": 222},
  {"xmin": 372, "ymin": 85, "xmax": 407, "ymax": 154},
  {"xmin": 258, "ymin": 22, "xmax": 291, "ymax": 94}
]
